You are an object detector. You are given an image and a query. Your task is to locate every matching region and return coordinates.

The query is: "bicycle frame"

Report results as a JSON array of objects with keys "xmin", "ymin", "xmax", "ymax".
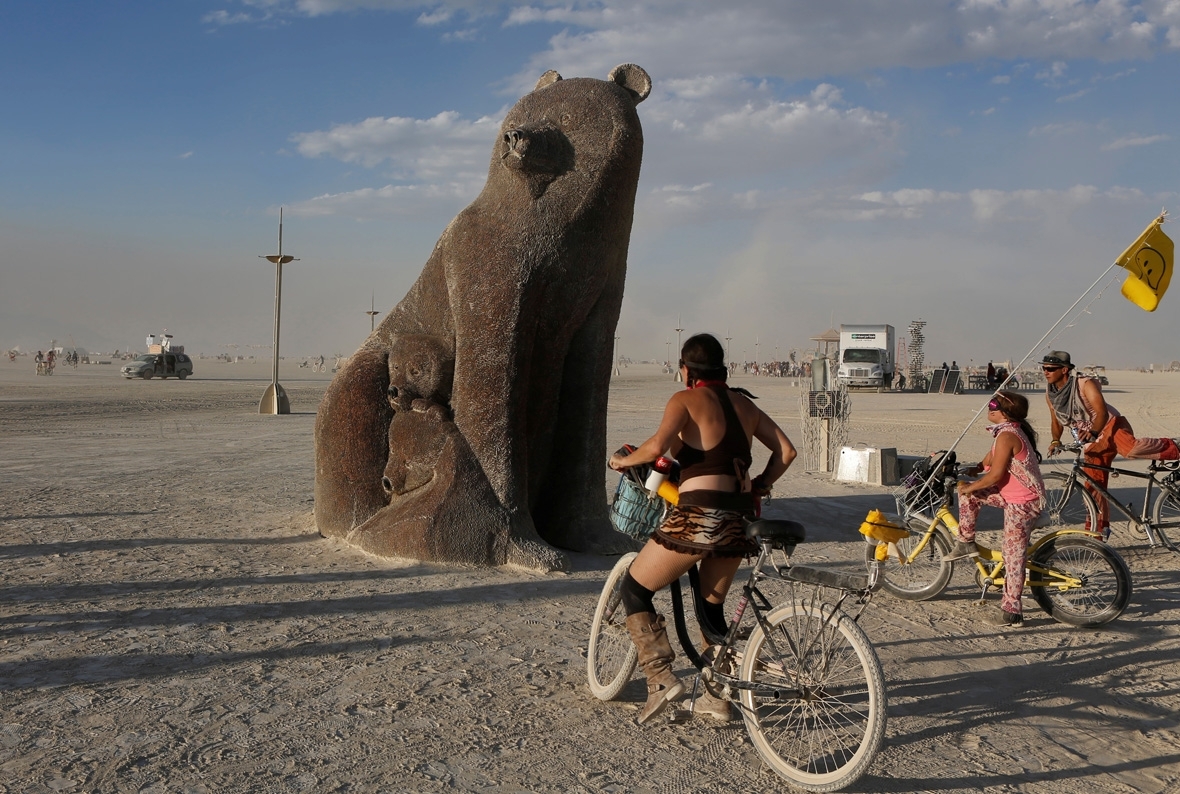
[
  {"xmin": 671, "ymin": 541, "xmax": 875, "ymax": 700},
  {"xmin": 904, "ymin": 504, "xmax": 1099, "ymax": 600},
  {"xmin": 1051, "ymin": 453, "xmax": 1180, "ymax": 551}
]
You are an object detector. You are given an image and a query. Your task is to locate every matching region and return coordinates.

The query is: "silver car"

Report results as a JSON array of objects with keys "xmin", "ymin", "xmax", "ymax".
[{"xmin": 121, "ymin": 352, "xmax": 194, "ymax": 380}]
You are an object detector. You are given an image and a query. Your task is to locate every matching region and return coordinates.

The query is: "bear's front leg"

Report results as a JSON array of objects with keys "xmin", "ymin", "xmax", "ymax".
[
  {"xmin": 450, "ymin": 302, "xmax": 568, "ymax": 571},
  {"xmin": 533, "ymin": 283, "xmax": 638, "ymax": 554}
]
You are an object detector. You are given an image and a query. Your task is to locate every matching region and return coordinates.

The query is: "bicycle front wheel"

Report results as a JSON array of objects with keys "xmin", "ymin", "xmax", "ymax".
[
  {"xmin": 1042, "ymin": 471, "xmax": 1098, "ymax": 532},
  {"xmin": 1151, "ymin": 484, "xmax": 1180, "ymax": 541},
  {"xmin": 863, "ymin": 519, "xmax": 953, "ymax": 601},
  {"xmin": 1029, "ymin": 536, "xmax": 1131, "ymax": 627},
  {"xmin": 739, "ymin": 602, "xmax": 886, "ymax": 792},
  {"xmin": 587, "ymin": 552, "xmax": 639, "ymax": 701}
]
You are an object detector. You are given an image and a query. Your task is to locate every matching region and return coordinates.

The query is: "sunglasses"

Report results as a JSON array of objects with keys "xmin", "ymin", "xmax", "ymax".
[
  {"xmin": 1042, "ymin": 365, "xmax": 1064, "ymax": 372},
  {"xmin": 987, "ymin": 399, "xmax": 1002, "ymax": 411}
]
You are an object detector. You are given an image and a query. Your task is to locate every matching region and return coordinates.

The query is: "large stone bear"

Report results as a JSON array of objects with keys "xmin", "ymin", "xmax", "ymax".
[{"xmin": 314, "ymin": 64, "xmax": 651, "ymax": 571}]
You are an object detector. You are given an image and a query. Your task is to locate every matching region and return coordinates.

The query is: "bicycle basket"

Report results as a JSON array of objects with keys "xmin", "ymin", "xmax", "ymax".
[
  {"xmin": 609, "ymin": 474, "xmax": 665, "ymax": 541},
  {"xmin": 901, "ymin": 451, "xmax": 956, "ymax": 516}
]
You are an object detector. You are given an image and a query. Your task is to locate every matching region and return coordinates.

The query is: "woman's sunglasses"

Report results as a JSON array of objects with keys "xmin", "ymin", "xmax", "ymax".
[
  {"xmin": 987, "ymin": 399, "xmax": 1003, "ymax": 411},
  {"xmin": 1042, "ymin": 365, "xmax": 1064, "ymax": 373}
]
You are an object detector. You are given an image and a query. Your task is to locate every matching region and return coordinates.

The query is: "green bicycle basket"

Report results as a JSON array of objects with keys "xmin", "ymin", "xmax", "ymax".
[{"xmin": 609, "ymin": 474, "xmax": 665, "ymax": 541}]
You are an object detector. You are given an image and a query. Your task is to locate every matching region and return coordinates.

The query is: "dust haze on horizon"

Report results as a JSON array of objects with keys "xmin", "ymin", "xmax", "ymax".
[{"xmin": 2, "ymin": 2, "xmax": 1178, "ymax": 371}]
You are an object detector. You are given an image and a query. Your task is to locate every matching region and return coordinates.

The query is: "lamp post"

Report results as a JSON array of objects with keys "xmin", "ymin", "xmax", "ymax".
[
  {"xmin": 724, "ymin": 328, "xmax": 732, "ymax": 368},
  {"xmin": 674, "ymin": 314, "xmax": 684, "ymax": 382},
  {"xmin": 366, "ymin": 293, "xmax": 380, "ymax": 333},
  {"xmin": 258, "ymin": 208, "xmax": 298, "ymax": 415}
]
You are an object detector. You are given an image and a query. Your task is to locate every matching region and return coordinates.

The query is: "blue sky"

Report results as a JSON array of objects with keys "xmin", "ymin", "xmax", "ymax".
[{"xmin": 2, "ymin": 1, "xmax": 1178, "ymax": 368}]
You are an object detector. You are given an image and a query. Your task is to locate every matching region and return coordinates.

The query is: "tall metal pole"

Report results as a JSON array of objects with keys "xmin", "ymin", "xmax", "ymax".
[
  {"xmin": 259, "ymin": 208, "xmax": 298, "ymax": 415},
  {"xmin": 674, "ymin": 314, "xmax": 684, "ymax": 382}
]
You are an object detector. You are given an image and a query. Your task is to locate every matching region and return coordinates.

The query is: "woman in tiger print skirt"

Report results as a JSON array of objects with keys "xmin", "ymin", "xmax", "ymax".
[{"xmin": 606, "ymin": 333, "xmax": 797, "ymax": 724}]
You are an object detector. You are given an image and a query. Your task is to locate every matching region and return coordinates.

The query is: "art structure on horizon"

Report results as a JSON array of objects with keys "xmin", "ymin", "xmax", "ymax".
[{"xmin": 314, "ymin": 64, "xmax": 652, "ymax": 571}]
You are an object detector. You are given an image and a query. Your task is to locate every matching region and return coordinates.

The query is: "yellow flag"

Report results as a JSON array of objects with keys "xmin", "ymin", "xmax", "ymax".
[{"xmin": 1115, "ymin": 214, "xmax": 1172, "ymax": 312}]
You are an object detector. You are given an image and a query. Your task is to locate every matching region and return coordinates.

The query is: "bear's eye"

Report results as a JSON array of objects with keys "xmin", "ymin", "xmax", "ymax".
[
  {"xmin": 560, "ymin": 113, "xmax": 571, "ymax": 127},
  {"xmin": 410, "ymin": 368, "xmax": 420, "ymax": 377}
]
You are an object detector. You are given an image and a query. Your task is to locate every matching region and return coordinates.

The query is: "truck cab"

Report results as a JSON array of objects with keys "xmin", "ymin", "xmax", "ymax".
[
  {"xmin": 839, "ymin": 348, "xmax": 891, "ymax": 390},
  {"xmin": 836, "ymin": 325, "xmax": 896, "ymax": 392}
]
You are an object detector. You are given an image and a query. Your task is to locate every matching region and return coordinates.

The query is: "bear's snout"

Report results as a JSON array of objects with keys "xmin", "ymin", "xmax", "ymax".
[{"xmin": 501, "ymin": 124, "xmax": 573, "ymax": 176}]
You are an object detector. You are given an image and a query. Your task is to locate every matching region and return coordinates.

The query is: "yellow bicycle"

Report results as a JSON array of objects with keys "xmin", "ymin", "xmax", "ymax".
[{"xmin": 862, "ymin": 452, "xmax": 1132, "ymax": 627}]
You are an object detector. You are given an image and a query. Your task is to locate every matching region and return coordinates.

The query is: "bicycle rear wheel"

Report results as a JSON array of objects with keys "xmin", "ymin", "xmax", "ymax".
[
  {"xmin": 1029, "ymin": 536, "xmax": 1131, "ymax": 627},
  {"xmin": 587, "ymin": 552, "xmax": 639, "ymax": 701},
  {"xmin": 739, "ymin": 602, "xmax": 886, "ymax": 792},
  {"xmin": 863, "ymin": 518, "xmax": 953, "ymax": 601},
  {"xmin": 1042, "ymin": 471, "xmax": 1098, "ymax": 532}
]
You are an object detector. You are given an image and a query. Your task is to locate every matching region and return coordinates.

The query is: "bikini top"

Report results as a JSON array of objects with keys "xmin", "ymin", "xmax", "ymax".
[{"xmin": 677, "ymin": 385, "xmax": 753, "ymax": 484}]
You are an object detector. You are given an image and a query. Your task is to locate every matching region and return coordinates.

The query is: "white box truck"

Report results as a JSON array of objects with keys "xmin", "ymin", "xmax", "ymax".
[{"xmin": 837, "ymin": 325, "xmax": 895, "ymax": 392}]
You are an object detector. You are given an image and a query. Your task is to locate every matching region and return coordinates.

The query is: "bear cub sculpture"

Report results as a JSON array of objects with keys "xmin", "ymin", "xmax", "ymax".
[{"xmin": 314, "ymin": 64, "xmax": 651, "ymax": 571}]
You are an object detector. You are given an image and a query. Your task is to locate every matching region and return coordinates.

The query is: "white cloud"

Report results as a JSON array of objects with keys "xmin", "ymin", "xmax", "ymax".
[
  {"xmin": 229, "ymin": 2, "xmax": 1179, "ymax": 81},
  {"xmin": 1092, "ymin": 67, "xmax": 1138, "ymax": 83},
  {"xmin": 1028, "ymin": 121, "xmax": 1089, "ymax": 136},
  {"xmin": 416, "ymin": 8, "xmax": 452, "ymax": 25},
  {"xmin": 1035, "ymin": 60, "xmax": 1069, "ymax": 87},
  {"xmin": 991, "ymin": 75, "xmax": 1011, "ymax": 84},
  {"xmin": 285, "ymin": 182, "xmax": 478, "ymax": 218},
  {"xmin": 1101, "ymin": 133, "xmax": 1170, "ymax": 150},
  {"xmin": 967, "ymin": 185, "xmax": 1103, "ymax": 221},
  {"xmin": 179, "ymin": 151, "xmax": 194, "ymax": 159},
  {"xmin": 501, "ymin": 0, "xmax": 1179, "ymax": 95},
  {"xmin": 640, "ymin": 77, "xmax": 900, "ymax": 187},
  {"xmin": 202, "ymin": 9, "xmax": 256, "ymax": 25},
  {"xmin": 291, "ymin": 109, "xmax": 502, "ymax": 177},
  {"xmin": 441, "ymin": 27, "xmax": 479, "ymax": 41}
]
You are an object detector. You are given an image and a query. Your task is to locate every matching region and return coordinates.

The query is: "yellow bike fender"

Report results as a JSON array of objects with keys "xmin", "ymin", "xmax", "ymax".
[{"xmin": 859, "ymin": 509, "xmax": 911, "ymax": 544}]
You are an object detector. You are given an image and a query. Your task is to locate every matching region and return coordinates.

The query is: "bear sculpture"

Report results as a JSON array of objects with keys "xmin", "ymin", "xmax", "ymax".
[{"xmin": 314, "ymin": 64, "xmax": 651, "ymax": 571}]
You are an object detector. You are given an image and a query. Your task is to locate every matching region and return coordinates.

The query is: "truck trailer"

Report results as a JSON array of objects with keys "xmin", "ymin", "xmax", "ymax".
[{"xmin": 837, "ymin": 324, "xmax": 895, "ymax": 392}]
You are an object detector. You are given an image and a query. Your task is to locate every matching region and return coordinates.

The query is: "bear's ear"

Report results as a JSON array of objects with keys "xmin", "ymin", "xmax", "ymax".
[
  {"xmin": 608, "ymin": 63, "xmax": 651, "ymax": 103},
  {"xmin": 534, "ymin": 70, "xmax": 562, "ymax": 90}
]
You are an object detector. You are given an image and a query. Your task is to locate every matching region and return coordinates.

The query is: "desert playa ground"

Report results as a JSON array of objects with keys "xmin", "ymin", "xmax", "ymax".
[{"xmin": 2, "ymin": 359, "xmax": 1179, "ymax": 793}]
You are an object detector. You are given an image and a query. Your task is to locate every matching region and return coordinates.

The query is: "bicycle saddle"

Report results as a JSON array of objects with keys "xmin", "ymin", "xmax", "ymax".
[{"xmin": 745, "ymin": 519, "xmax": 806, "ymax": 546}]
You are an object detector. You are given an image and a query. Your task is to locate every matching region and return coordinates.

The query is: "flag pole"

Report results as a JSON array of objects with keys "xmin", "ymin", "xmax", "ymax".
[{"xmin": 905, "ymin": 260, "xmax": 1122, "ymax": 505}]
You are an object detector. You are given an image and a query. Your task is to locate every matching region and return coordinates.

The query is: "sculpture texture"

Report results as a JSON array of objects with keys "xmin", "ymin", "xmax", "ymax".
[{"xmin": 314, "ymin": 64, "xmax": 651, "ymax": 571}]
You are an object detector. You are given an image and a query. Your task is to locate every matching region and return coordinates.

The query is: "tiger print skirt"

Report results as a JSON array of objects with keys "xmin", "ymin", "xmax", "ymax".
[{"xmin": 651, "ymin": 490, "xmax": 758, "ymax": 558}]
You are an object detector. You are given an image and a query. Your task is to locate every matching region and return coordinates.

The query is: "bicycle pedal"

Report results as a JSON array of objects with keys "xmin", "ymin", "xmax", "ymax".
[{"xmin": 666, "ymin": 708, "xmax": 693, "ymax": 724}]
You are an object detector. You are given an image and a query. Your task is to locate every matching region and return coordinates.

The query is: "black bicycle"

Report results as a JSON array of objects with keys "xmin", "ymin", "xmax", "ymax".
[
  {"xmin": 1043, "ymin": 435, "xmax": 1180, "ymax": 552},
  {"xmin": 588, "ymin": 475, "xmax": 887, "ymax": 792}
]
